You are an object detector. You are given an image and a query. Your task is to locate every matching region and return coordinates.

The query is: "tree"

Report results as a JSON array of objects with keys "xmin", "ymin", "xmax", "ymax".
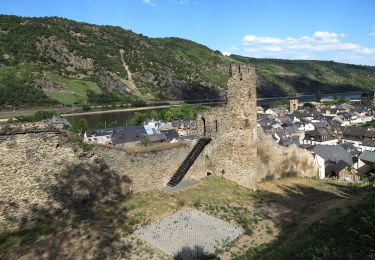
[
  {"xmin": 303, "ymin": 102, "xmax": 315, "ymax": 108},
  {"xmin": 108, "ymin": 120, "xmax": 118, "ymax": 128},
  {"xmin": 315, "ymin": 90, "xmax": 321, "ymax": 102},
  {"xmin": 77, "ymin": 119, "xmax": 88, "ymax": 134},
  {"xmin": 95, "ymin": 122, "xmax": 105, "ymax": 129}
]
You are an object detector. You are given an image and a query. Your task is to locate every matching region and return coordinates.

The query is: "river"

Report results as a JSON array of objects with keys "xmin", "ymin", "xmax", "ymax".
[{"xmin": 62, "ymin": 91, "xmax": 365, "ymax": 128}]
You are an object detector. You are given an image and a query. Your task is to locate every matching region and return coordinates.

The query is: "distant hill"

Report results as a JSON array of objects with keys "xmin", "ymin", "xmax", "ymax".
[{"xmin": 0, "ymin": 14, "xmax": 374, "ymax": 106}]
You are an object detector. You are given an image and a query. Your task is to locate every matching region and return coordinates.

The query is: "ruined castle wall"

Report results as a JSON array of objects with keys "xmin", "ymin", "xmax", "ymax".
[
  {"xmin": 94, "ymin": 142, "xmax": 207, "ymax": 192},
  {"xmin": 256, "ymin": 131, "xmax": 316, "ymax": 180},
  {"xmin": 0, "ymin": 133, "xmax": 208, "ymax": 226},
  {"xmin": 195, "ymin": 64, "xmax": 258, "ymax": 189}
]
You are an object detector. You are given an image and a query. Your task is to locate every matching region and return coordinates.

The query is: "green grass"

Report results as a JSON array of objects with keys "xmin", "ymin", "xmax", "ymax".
[
  {"xmin": 1, "ymin": 174, "xmax": 371, "ymax": 259},
  {"xmin": 45, "ymin": 73, "xmax": 101, "ymax": 104},
  {"xmin": 236, "ymin": 191, "xmax": 375, "ymax": 260},
  {"xmin": 0, "ymin": 219, "xmax": 57, "ymax": 256}
]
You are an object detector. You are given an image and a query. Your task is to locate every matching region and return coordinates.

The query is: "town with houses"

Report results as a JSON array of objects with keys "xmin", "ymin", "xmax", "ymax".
[{"xmin": 79, "ymin": 95, "xmax": 375, "ymax": 183}]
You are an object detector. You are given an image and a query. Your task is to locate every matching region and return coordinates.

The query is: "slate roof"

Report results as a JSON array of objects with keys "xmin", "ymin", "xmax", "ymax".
[
  {"xmin": 148, "ymin": 133, "xmax": 167, "ymax": 142},
  {"xmin": 362, "ymin": 140, "xmax": 375, "ymax": 147},
  {"xmin": 342, "ymin": 126, "xmax": 366, "ymax": 139},
  {"xmin": 86, "ymin": 128, "xmax": 113, "ymax": 137},
  {"xmin": 160, "ymin": 129, "xmax": 179, "ymax": 142},
  {"xmin": 340, "ymin": 143, "xmax": 361, "ymax": 156},
  {"xmin": 312, "ymin": 121, "xmax": 329, "ymax": 129},
  {"xmin": 364, "ymin": 129, "xmax": 375, "ymax": 138},
  {"xmin": 279, "ymin": 136, "xmax": 300, "ymax": 147},
  {"xmin": 359, "ymin": 150, "xmax": 375, "ymax": 163},
  {"xmin": 284, "ymin": 125, "xmax": 300, "ymax": 134},
  {"xmin": 337, "ymin": 103, "xmax": 354, "ymax": 110},
  {"xmin": 326, "ymin": 160, "xmax": 349, "ymax": 177},
  {"xmin": 112, "ymin": 126, "xmax": 148, "ymax": 145},
  {"xmin": 313, "ymin": 145, "xmax": 353, "ymax": 165}
]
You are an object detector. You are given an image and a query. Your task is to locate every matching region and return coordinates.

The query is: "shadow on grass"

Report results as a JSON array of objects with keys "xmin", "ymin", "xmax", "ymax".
[
  {"xmin": 252, "ymin": 181, "xmax": 365, "ymax": 217},
  {"xmin": 1, "ymin": 157, "xmax": 132, "ymax": 259},
  {"xmin": 174, "ymin": 245, "xmax": 219, "ymax": 260},
  {"xmin": 239, "ymin": 180, "xmax": 372, "ymax": 260}
]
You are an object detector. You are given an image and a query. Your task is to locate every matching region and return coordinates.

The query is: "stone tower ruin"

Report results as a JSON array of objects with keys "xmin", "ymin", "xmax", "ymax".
[
  {"xmin": 196, "ymin": 63, "xmax": 257, "ymax": 189},
  {"xmin": 289, "ymin": 96, "xmax": 298, "ymax": 113}
]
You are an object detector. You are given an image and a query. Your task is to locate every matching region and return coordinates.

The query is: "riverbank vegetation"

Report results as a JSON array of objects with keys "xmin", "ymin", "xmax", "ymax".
[
  {"xmin": 129, "ymin": 104, "xmax": 210, "ymax": 125},
  {"xmin": 12, "ymin": 110, "xmax": 55, "ymax": 122}
]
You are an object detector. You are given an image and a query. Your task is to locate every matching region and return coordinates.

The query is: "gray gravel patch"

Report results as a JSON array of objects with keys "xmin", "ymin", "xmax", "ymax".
[
  {"xmin": 134, "ymin": 208, "xmax": 244, "ymax": 258},
  {"xmin": 162, "ymin": 179, "xmax": 200, "ymax": 193}
]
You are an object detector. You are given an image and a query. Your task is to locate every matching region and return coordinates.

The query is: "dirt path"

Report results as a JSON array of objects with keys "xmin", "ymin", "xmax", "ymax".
[
  {"xmin": 297, "ymin": 192, "xmax": 367, "ymax": 231},
  {"xmin": 0, "ymin": 106, "xmax": 77, "ymax": 120},
  {"xmin": 119, "ymin": 49, "xmax": 141, "ymax": 95}
]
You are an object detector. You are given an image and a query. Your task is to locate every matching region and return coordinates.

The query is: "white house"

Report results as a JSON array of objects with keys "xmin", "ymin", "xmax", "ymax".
[{"xmin": 84, "ymin": 128, "xmax": 115, "ymax": 145}]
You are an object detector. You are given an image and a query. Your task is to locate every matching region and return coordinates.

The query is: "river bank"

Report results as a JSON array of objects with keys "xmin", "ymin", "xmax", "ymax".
[{"xmin": 61, "ymin": 105, "xmax": 175, "ymax": 117}]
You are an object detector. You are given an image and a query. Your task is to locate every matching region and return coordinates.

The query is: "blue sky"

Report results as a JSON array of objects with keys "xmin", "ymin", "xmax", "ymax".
[{"xmin": 1, "ymin": 0, "xmax": 375, "ymax": 65}]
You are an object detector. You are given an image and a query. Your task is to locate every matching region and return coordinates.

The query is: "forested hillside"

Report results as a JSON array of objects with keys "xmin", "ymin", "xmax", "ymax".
[
  {"xmin": 231, "ymin": 55, "xmax": 375, "ymax": 97},
  {"xmin": 0, "ymin": 15, "xmax": 374, "ymax": 106}
]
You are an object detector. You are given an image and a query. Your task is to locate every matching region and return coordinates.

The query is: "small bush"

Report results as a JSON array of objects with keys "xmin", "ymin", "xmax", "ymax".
[
  {"xmin": 237, "ymin": 209, "xmax": 254, "ymax": 235},
  {"xmin": 82, "ymin": 105, "xmax": 91, "ymax": 111},
  {"xmin": 15, "ymin": 110, "xmax": 55, "ymax": 122},
  {"xmin": 78, "ymin": 141, "xmax": 95, "ymax": 151},
  {"xmin": 281, "ymin": 171, "xmax": 297, "ymax": 178},
  {"xmin": 261, "ymin": 174, "xmax": 274, "ymax": 182},
  {"xmin": 193, "ymin": 198, "xmax": 201, "ymax": 208},
  {"xmin": 139, "ymin": 138, "xmax": 153, "ymax": 147},
  {"xmin": 177, "ymin": 198, "xmax": 186, "ymax": 208}
]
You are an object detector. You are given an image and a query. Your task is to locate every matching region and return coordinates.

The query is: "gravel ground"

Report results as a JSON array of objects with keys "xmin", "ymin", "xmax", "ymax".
[
  {"xmin": 134, "ymin": 208, "xmax": 244, "ymax": 258},
  {"xmin": 162, "ymin": 179, "xmax": 200, "ymax": 193}
]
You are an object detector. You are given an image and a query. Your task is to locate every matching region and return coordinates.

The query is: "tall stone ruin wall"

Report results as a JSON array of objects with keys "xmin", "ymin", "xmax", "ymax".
[{"xmin": 195, "ymin": 64, "xmax": 258, "ymax": 189}]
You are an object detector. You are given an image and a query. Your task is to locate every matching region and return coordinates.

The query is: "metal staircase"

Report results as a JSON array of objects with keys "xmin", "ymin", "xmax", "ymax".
[{"xmin": 167, "ymin": 137, "xmax": 211, "ymax": 187}]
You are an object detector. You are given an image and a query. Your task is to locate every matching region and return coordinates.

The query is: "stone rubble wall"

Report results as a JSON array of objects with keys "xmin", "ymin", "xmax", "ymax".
[
  {"xmin": 0, "ymin": 133, "xmax": 78, "ymax": 227},
  {"xmin": 0, "ymin": 131, "xmax": 207, "ymax": 228},
  {"xmin": 94, "ymin": 141, "xmax": 207, "ymax": 192},
  {"xmin": 256, "ymin": 131, "xmax": 317, "ymax": 180}
]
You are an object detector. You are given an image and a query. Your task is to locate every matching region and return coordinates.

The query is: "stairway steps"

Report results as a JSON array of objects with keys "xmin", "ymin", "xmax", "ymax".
[{"xmin": 167, "ymin": 137, "xmax": 211, "ymax": 187}]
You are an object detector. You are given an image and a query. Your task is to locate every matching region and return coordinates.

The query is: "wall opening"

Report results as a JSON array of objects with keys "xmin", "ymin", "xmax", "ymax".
[
  {"xmin": 215, "ymin": 120, "xmax": 218, "ymax": 132},
  {"xmin": 244, "ymin": 119, "xmax": 250, "ymax": 128},
  {"xmin": 202, "ymin": 117, "xmax": 206, "ymax": 136}
]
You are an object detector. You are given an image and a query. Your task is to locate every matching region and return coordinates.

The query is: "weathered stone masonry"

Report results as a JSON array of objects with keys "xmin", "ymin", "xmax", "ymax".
[{"xmin": 194, "ymin": 64, "xmax": 258, "ymax": 189}]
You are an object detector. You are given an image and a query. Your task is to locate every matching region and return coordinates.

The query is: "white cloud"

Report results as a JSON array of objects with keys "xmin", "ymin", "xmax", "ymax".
[
  {"xmin": 261, "ymin": 46, "xmax": 283, "ymax": 52},
  {"xmin": 238, "ymin": 30, "xmax": 375, "ymax": 65},
  {"xmin": 242, "ymin": 35, "xmax": 282, "ymax": 44},
  {"xmin": 142, "ymin": 0, "xmax": 156, "ymax": 6},
  {"xmin": 171, "ymin": 0, "xmax": 195, "ymax": 4},
  {"xmin": 222, "ymin": 45, "xmax": 239, "ymax": 56}
]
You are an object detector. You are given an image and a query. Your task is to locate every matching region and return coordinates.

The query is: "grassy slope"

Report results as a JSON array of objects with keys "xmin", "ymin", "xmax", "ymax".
[
  {"xmin": 2, "ymin": 175, "xmax": 373, "ymax": 259},
  {"xmin": 238, "ymin": 190, "xmax": 375, "ymax": 259},
  {"xmin": 45, "ymin": 73, "xmax": 101, "ymax": 104}
]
